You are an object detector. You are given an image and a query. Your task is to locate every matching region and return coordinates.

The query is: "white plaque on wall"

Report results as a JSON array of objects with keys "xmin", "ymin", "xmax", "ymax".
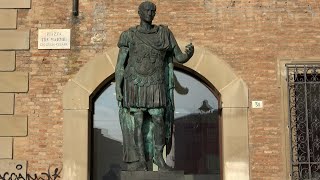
[
  {"xmin": 252, "ymin": 101, "xmax": 263, "ymax": 108},
  {"xmin": 38, "ymin": 29, "xmax": 70, "ymax": 49}
]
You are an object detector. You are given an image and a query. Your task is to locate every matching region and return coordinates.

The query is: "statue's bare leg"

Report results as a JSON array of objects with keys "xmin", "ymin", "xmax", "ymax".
[{"xmin": 148, "ymin": 108, "xmax": 172, "ymax": 171}]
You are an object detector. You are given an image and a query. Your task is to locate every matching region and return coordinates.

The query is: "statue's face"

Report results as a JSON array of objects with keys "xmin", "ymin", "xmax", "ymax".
[{"xmin": 139, "ymin": 3, "xmax": 156, "ymax": 23}]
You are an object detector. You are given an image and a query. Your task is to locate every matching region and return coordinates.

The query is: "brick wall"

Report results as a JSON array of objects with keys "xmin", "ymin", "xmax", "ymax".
[{"xmin": 8, "ymin": 0, "xmax": 320, "ymax": 179}]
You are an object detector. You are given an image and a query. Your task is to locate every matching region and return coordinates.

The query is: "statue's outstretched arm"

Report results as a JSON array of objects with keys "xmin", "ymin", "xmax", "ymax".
[
  {"xmin": 115, "ymin": 47, "xmax": 129, "ymax": 103},
  {"xmin": 173, "ymin": 42, "xmax": 194, "ymax": 63}
]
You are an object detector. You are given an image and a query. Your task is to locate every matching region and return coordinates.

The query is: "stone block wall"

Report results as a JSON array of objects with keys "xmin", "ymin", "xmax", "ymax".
[{"xmin": 0, "ymin": 0, "xmax": 30, "ymax": 176}]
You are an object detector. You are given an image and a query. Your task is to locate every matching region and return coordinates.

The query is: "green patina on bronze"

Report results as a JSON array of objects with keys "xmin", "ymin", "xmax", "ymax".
[{"xmin": 115, "ymin": 1, "xmax": 194, "ymax": 171}]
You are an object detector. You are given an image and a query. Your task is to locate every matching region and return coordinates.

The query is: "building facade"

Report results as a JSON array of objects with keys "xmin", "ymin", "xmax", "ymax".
[{"xmin": 0, "ymin": 0, "xmax": 320, "ymax": 179}]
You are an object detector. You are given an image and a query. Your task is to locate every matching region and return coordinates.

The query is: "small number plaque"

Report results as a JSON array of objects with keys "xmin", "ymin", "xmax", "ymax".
[{"xmin": 252, "ymin": 101, "xmax": 263, "ymax": 108}]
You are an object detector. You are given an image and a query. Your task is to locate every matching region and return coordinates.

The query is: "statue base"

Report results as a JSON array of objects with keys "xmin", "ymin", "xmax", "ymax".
[{"xmin": 120, "ymin": 171, "xmax": 184, "ymax": 180}]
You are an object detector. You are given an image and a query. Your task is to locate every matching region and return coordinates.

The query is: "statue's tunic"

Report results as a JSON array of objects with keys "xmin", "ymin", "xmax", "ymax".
[{"xmin": 118, "ymin": 25, "xmax": 178, "ymax": 108}]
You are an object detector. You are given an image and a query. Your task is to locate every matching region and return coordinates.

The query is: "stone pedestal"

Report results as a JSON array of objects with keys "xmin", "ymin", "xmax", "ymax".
[{"xmin": 120, "ymin": 171, "xmax": 184, "ymax": 180}]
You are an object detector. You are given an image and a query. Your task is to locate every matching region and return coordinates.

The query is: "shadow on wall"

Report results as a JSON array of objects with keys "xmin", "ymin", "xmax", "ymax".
[{"xmin": 92, "ymin": 128, "xmax": 122, "ymax": 180}]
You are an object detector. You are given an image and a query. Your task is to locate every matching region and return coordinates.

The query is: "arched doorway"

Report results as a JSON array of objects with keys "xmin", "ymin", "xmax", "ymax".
[
  {"xmin": 91, "ymin": 65, "xmax": 221, "ymax": 179},
  {"xmin": 62, "ymin": 42, "xmax": 249, "ymax": 180}
]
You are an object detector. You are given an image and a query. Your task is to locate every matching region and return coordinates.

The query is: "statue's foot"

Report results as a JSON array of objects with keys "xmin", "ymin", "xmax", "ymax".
[
  {"xmin": 153, "ymin": 155, "xmax": 173, "ymax": 171},
  {"xmin": 158, "ymin": 164, "xmax": 173, "ymax": 171},
  {"xmin": 127, "ymin": 161, "xmax": 147, "ymax": 171}
]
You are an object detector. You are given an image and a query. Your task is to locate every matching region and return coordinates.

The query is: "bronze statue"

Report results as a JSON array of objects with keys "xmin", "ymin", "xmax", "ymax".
[{"xmin": 115, "ymin": 1, "xmax": 194, "ymax": 171}]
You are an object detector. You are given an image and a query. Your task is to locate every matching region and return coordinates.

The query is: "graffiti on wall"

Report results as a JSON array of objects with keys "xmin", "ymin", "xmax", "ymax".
[{"xmin": 0, "ymin": 164, "xmax": 61, "ymax": 180}]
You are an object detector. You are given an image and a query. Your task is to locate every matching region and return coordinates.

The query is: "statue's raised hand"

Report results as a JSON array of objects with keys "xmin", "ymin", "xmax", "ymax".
[{"xmin": 185, "ymin": 43, "xmax": 194, "ymax": 58}]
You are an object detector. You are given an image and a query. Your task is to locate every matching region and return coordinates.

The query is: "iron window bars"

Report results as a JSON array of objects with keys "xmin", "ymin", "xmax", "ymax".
[{"xmin": 287, "ymin": 64, "xmax": 320, "ymax": 180}]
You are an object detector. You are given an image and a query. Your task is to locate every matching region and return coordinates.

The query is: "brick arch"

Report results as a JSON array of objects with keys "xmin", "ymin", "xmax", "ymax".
[{"xmin": 62, "ymin": 42, "xmax": 249, "ymax": 180}]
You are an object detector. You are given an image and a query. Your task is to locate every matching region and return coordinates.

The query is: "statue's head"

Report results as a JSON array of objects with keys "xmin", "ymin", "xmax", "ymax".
[{"xmin": 138, "ymin": 1, "xmax": 156, "ymax": 23}]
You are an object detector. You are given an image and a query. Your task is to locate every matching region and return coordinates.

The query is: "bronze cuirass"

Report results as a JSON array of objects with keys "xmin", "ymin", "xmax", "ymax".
[
  {"xmin": 130, "ymin": 42, "xmax": 165, "ymax": 75},
  {"xmin": 124, "ymin": 34, "xmax": 167, "ymax": 86}
]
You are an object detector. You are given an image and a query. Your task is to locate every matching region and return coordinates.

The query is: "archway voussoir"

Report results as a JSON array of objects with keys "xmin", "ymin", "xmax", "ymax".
[
  {"xmin": 62, "ymin": 80, "xmax": 90, "ymax": 110},
  {"xmin": 220, "ymin": 78, "xmax": 249, "ymax": 108},
  {"xmin": 74, "ymin": 54, "xmax": 114, "ymax": 94},
  {"xmin": 196, "ymin": 50, "xmax": 238, "ymax": 90},
  {"xmin": 105, "ymin": 47, "xmax": 119, "ymax": 69}
]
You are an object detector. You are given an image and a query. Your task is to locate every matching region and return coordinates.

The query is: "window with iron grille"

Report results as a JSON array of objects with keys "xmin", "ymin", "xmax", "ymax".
[{"xmin": 287, "ymin": 64, "xmax": 320, "ymax": 180}]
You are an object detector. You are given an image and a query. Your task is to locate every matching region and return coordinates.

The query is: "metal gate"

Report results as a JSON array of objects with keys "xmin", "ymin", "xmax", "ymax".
[{"xmin": 287, "ymin": 64, "xmax": 320, "ymax": 180}]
